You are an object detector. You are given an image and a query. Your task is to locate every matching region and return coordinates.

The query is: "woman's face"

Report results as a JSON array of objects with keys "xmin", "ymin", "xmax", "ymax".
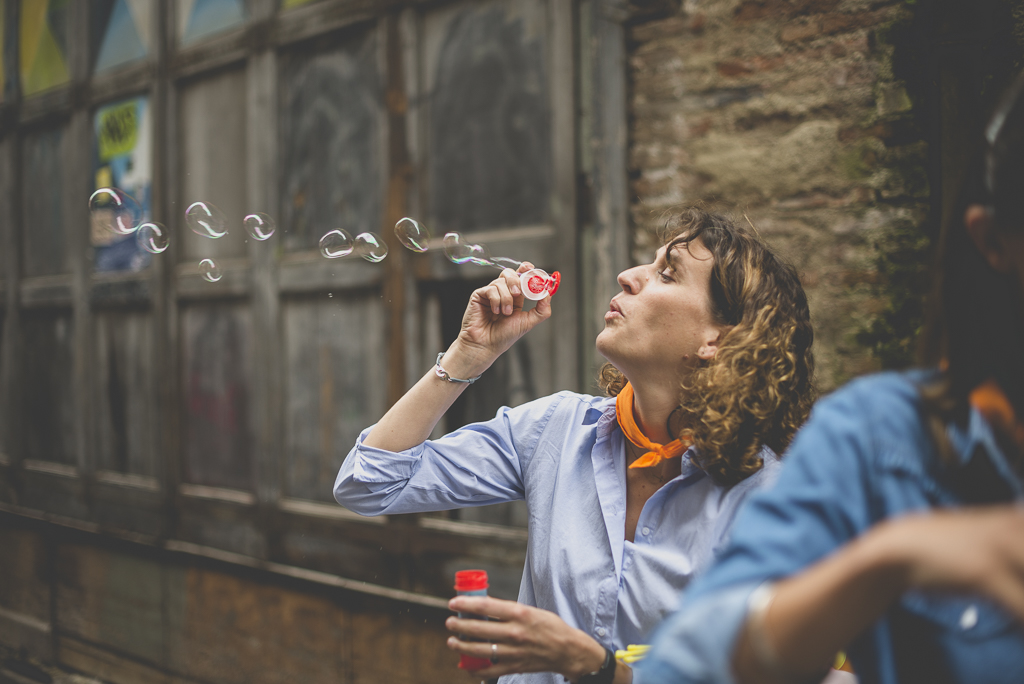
[
  {"xmin": 596, "ymin": 239, "xmax": 727, "ymax": 380},
  {"xmin": 966, "ymin": 205, "xmax": 1024, "ymax": 300}
]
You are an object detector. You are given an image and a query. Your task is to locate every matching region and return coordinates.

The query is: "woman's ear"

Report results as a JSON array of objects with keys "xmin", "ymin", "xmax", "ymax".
[
  {"xmin": 696, "ymin": 326, "xmax": 731, "ymax": 360},
  {"xmin": 965, "ymin": 204, "xmax": 1013, "ymax": 272}
]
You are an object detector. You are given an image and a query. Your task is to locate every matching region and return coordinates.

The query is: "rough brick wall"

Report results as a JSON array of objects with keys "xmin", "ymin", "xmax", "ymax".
[{"xmin": 627, "ymin": 0, "xmax": 927, "ymax": 390}]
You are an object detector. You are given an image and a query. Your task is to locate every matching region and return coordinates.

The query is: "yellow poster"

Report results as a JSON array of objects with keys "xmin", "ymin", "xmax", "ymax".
[
  {"xmin": 20, "ymin": 0, "xmax": 70, "ymax": 97},
  {"xmin": 98, "ymin": 100, "xmax": 138, "ymax": 162}
]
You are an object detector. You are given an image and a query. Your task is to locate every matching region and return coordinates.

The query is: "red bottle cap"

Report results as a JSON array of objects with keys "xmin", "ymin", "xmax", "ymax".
[{"xmin": 454, "ymin": 569, "xmax": 489, "ymax": 591}]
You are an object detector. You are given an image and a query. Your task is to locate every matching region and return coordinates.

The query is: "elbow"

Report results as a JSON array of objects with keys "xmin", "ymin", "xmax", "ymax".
[{"xmin": 333, "ymin": 475, "xmax": 393, "ymax": 517}]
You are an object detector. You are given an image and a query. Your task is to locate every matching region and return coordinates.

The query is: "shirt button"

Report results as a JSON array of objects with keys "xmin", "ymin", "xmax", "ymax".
[
  {"xmin": 596, "ymin": 627, "xmax": 607, "ymax": 637},
  {"xmin": 641, "ymin": 526, "xmax": 651, "ymax": 536},
  {"xmin": 960, "ymin": 605, "xmax": 978, "ymax": 630}
]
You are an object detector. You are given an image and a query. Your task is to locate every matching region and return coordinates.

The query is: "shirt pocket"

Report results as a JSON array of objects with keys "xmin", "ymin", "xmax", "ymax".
[{"xmin": 899, "ymin": 592, "xmax": 1018, "ymax": 642}]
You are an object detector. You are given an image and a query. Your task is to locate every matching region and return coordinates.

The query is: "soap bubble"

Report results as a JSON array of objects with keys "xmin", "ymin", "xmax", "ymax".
[
  {"xmin": 136, "ymin": 222, "xmax": 169, "ymax": 254},
  {"xmin": 319, "ymin": 229, "xmax": 354, "ymax": 259},
  {"xmin": 395, "ymin": 217, "xmax": 430, "ymax": 253},
  {"xmin": 186, "ymin": 201, "xmax": 228, "ymax": 238},
  {"xmin": 244, "ymin": 213, "xmax": 275, "ymax": 241},
  {"xmin": 89, "ymin": 187, "xmax": 142, "ymax": 236},
  {"xmin": 443, "ymin": 232, "xmax": 491, "ymax": 266},
  {"xmin": 199, "ymin": 258, "xmax": 222, "ymax": 282},
  {"xmin": 354, "ymin": 232, "xmax": 388, "ymax": 263}
]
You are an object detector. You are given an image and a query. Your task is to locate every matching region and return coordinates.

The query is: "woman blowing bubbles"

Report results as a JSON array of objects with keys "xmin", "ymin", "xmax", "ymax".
[{"xmin": 334, "ymin": 209, "xmax": 815, "ymax": 684}]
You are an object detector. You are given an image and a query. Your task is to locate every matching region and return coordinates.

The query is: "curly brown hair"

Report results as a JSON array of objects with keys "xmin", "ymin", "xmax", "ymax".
[{"xmin": 598, "ymin": 207, "xmax": 816, "ymax": 486}]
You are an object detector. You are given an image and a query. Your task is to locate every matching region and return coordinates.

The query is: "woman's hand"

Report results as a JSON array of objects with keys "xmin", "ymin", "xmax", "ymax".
[
  {"xmin": 449, "ymin": 262, "xmax": 553, "ymax": 376},
  {"xmin": 446, "ymin": 596, "xmax": 606, "ymax": 681}
]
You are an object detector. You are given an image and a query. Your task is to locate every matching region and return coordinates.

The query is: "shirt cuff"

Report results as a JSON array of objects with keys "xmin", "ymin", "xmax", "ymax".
[{"xmin": 350, "ymin": 427, "xmax": 424, "ymax": 484}]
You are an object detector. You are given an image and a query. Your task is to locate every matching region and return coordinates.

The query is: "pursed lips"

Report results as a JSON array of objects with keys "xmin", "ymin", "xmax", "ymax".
[{"xmin": 606, "ymin": 299, "xmax": 624, "ymax": 320}]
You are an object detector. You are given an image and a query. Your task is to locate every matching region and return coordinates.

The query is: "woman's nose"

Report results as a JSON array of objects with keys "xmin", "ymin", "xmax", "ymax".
[{"xmin": 617, "ymin": 266, "xmax": 644, "ymax": 294}]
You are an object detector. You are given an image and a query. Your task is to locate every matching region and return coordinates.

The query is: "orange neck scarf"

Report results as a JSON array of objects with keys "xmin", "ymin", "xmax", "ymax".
[
  {"xmin": 970, "ymin": 379, "xmax": 1024, "ymax": 458},
  {"xmin": 615, "ymin": 382, "xmax": 693, "ymax": 469}
]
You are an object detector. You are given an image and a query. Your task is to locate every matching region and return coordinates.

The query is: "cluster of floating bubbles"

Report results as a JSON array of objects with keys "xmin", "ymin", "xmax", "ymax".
[
  {"xmin": 186, "ymin": 202, "xmax": 278, "ymax": 281},
  {"xmin": 393, "ymin": 217, "xmax": 560, "ymax": 300},
  {"xmin": 90, "ymin": 189, "xmax": 559, "ymax": 296},
  {"xmin": 317, "ymin": 229, "xmax": 389, "ymax": 263},
  {"xmin": 89, "ymin": 188, "xmax": 279, "ymax": 282}
]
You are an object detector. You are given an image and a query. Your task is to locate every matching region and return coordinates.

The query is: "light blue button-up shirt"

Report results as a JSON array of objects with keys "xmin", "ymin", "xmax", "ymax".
[
  {"xmin": 636, "ymin": 370, "xmax": 1024, "ymax": 684},
  {"xmin": 335, "ymin": 390, "xmax": 780, "ymax": 684}
]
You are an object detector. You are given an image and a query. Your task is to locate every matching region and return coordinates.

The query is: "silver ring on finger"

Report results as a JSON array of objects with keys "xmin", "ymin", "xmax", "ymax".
[{"xmin": 491, "ymin": 642, "xmax": 499, "ymax": 664}]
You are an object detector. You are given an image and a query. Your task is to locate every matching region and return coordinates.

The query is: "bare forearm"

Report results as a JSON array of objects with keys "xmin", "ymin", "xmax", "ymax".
[
  {"xmin": 733, "ymin": 524, "xmax": 908, "ymax": 684},
  {"xmin": 362, "ymin": 341, "xmax": 495, "ymax": 451}
]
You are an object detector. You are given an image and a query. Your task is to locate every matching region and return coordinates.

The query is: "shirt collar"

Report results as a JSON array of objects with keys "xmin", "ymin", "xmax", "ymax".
[{"xmin": 948, "ymin": 406, "xmax": 1024, "ymax": 499}]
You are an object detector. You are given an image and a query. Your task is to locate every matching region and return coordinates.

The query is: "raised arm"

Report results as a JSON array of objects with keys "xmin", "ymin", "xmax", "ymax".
[
  {"xmin": 733, "ymin": 506, "xmax": 1024, "ymax": 684},
  {"xmin": 363, "ymin": 262, "xmax": 551, "ymax": 452}
]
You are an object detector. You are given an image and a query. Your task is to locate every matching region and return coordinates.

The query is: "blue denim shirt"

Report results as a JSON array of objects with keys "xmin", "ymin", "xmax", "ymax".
[
  {"xmin": 636, "ymin": 371, "xmax": 1024, "ymax": 684},
  {"xmin": 335, "ymin": 391, "xmax": 780, "ymax": 684}
]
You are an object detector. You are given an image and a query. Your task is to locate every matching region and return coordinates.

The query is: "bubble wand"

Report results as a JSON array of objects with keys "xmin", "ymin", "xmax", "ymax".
[{"xmin": 395, "ymin": 218, "xmax": 561, "ymax": 300}]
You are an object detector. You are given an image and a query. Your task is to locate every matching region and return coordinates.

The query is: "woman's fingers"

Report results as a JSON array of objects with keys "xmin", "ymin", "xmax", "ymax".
[
  {"xmin": 446, "ymin": 616, "xmax": 527, "ymax": 643},
  {"xmin": 446, "ymin": 635, "xmax": 524, "ymax": 679},
  {"xmin": 502, "ymin": 268, "xmax": 523, "ymax": 298},
  {"xmin": 449, "ymin": 595, "xmax": 522, "ymax": 621},
  {"xmin": 478, "ymin": 272, "xmax": 520, "ymax": 316}
]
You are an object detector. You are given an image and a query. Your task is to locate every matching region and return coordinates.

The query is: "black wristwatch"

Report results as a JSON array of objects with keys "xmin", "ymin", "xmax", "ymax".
[{"xmin": 577, "ymin": 647, "xmax": 616, "ymax": 684}]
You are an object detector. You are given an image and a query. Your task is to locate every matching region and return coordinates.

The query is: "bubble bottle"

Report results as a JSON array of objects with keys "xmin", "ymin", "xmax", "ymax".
[
  {"xmin": 454, "ymin": 570, "xmax": 492, "ymax": 671},
  {"xmin": 394, "ymin": 218, "xmax": 560, "ymax": 299}
]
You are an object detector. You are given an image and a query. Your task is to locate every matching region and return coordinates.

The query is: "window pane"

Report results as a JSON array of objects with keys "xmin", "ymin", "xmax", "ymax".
[
  {"xmin": 283, "ymin": 294, "xmax": 386, "ymax": 502},
  {"xmin": 92, "ymin": 96, "xmax": 153, "ymax": 273},
  {"xmin": 22, "ymin": 309, "xmax": 75, "ymax": 464},
  {"xmin": 94, "ymin": 310, "xmax": 155, "ymax": 476},
  {"xmin": 19, "ymin": 0, "xmax": 70, "ymax": 97},
  {"xmin": 179, "ymin": 69, "xmax": 247, "ymax": 262},
  {"xmin": 181, "ymin": 303, "xmax": 253, "ymax": 490},
  {"xmin": 22, "ymin": 125, "xmax": 65, "ymax": 277},
  {"xmin": 279, "ymin": 30, "xmax": 381, "ymax": 252},
  {"xmin": 177, "ymin": 0, "xmax": 245, "ymax": 46},
  {"xmin": 93, "ymin": 0, "xmax": 151, "ymax": 75},
  {"xmin": 425, "ymin": 0, "xmax": 551, "ymax": 234}
]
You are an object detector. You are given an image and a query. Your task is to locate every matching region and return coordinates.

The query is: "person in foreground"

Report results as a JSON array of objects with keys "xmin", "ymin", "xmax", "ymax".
[
  {"xmin": 334, "ymin": 208, "xmax": 814, "ymax": 684},
  {"xmin": 634, "ymin": 76, "xmax": 1024, "ymax": 684}
]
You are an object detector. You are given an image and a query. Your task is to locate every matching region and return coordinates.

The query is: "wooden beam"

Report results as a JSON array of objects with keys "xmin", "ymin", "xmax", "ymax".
[{"xmin": 383, "ymin": 12, "xmax": 412, "ymax": 407}]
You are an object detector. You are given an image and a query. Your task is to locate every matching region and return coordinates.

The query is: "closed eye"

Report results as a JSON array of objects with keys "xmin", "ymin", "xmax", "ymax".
[{"xmin": 657, "ymin": 269, "xmax": 674, "ymax": 283}]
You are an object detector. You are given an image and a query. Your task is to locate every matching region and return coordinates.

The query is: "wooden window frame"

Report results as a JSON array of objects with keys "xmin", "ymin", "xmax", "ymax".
[{"xmin": 0, "ymin": 0, "xmax": 633, "ymax": 602}]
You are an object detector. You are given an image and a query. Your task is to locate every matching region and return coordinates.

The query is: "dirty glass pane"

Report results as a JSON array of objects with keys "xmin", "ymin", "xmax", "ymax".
[
  {"xmin": 19, "ymin": 0, "xmax": 70, "ymax": 97},
  {"xmin": 179, "ymin": 68, "xmax": 247, "ymax": 262},
  {"xmin": 425, "ymin": 0, "xmax": 551, "ymax": 234},
  {"xmin": 22, "ymin": 125, "xmax": 65, "ymax": 277},
  {"xmin": 93, "ymin": 0, "xmax": 151, "ymax": 74},
  {"xmin": 177, "ymin": 0, "xmax": 246, "ymax": 46},
  {"xmin": 22, "ymin": 309, "xmax": 75, "ymax": 464},
  {"xmin": 181, "ymin": 303, "xmax": 253, "ymax": 491},
  {"xmin": 94, "ymin": 310, "xmax": 155, "ymax": 476},
  {"xmin": 283, "ymin": 294, "xmax": 385, "ymax": 502},
  {"xmin": 279, "ymin": 29, "xmax": 381, "ymax": 252}
]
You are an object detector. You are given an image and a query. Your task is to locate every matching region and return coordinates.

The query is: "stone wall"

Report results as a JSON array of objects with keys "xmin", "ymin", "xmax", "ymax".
[{"xmin": 626, "ymin": 0, "xmax": 929, "ymax": 390}]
